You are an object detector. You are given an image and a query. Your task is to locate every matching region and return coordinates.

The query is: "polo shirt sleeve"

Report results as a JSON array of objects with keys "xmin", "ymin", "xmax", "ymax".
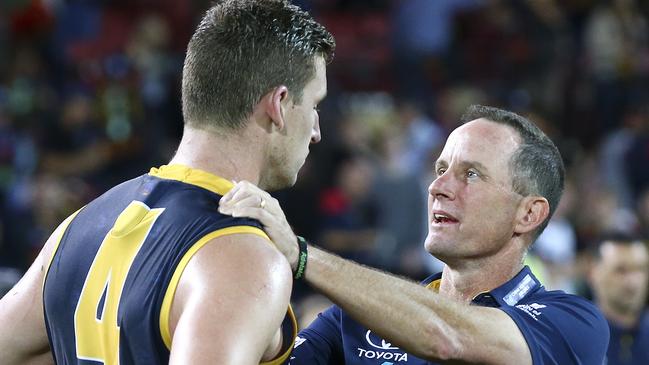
[
  {"xmin": 287, "ymin": 305, "xmax": 344, "ymax": 365},
  {"xmin": 498, "ymin": 294, "xmax": 610, "ymax": 365}
]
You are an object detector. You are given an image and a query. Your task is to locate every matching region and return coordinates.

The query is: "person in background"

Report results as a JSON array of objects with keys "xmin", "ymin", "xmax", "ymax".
[{"xmin": 590, "ymin": 232, "xmax": 649, "ymax": 365}]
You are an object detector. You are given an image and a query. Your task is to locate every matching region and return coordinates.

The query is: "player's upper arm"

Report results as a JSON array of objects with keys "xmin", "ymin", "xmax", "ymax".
[
  {"xmin": 0, "ymin": 212, "xmax": 77, "ymax": 365},
  {"xmin": 167, "ymin": 232, "xmax": 293, "ymax": 365}
]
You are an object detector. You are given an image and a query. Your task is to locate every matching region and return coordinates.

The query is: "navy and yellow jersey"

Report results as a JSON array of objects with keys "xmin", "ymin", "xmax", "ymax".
[
  {"xmin": 288, "ymin": 266, "xmax": 609, "ymax": 365},
  {"xmin": 42, "ymin": 164, "xmax": 296, "ymax": 365}
]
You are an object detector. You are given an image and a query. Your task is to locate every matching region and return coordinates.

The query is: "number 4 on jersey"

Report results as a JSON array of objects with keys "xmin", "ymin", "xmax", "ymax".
[{"xmin": 74, "ymin": 201, "xmax": 164, "ymax": 364}]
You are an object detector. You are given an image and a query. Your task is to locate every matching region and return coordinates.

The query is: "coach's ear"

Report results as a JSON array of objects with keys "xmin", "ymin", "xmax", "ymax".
[
  {"xmin": 264, "ymin": 85, "xmax": 289, "ymax": 131},
  {"xmin": 513, "ymin": 196, "xmax": 549, "ymax": 235}
]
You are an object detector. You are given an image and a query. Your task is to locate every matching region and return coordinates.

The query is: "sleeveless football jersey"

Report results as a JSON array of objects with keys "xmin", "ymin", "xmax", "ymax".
[{"xmin": 43, "ymin": 164, "xmax": 296, "ymax": 364}]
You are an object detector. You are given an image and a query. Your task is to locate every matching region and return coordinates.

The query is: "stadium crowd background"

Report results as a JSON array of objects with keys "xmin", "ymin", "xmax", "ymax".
[{"xmin": 1, "ymin": 0, "xmax": 649, "ymax": 327}]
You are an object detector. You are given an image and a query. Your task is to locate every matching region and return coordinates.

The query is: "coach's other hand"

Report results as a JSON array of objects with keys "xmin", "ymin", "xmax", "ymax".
[{"xmin": 219, "ymin": 181, "xmax": 299, "ymax": 270}]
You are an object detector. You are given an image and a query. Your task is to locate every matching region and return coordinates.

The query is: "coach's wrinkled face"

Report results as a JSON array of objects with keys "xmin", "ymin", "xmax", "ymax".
[
  {"xmin": 592, "ymin": 241, "xmax": 649, "ymax": 316},
  {"xmin": 424, "ymin": 119, "xmax": 524, "ymax": 264}
]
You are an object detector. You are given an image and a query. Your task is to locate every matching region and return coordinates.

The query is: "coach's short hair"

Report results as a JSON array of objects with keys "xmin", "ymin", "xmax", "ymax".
[
  {"xmin": 460, "ymin": 105, "xmax": 565, "ymax": 238},
  {"xmin": 182, "ymin": 0, "xmax": 335, "ymax": 130}
]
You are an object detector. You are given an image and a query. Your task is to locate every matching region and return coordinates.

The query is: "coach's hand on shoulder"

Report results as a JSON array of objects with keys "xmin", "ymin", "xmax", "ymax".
[{"xmin": 219, "ymin": 181, "xmax": 300, "ymax": 270}]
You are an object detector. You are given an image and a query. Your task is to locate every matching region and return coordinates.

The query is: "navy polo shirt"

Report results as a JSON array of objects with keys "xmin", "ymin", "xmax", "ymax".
[
  {"xmin": 606, "ymin": 311, "xmax": 649, "ymax": 365},
  {"xmin": 288, "ymin": 266, "xmax": 609, "ymax": 364}
]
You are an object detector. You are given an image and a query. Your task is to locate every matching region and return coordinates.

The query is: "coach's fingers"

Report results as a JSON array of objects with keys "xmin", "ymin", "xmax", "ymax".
[
  {"xmin": 220, "ymin": 185, "xmax": 255, "ymax": 213},
  {"xmin": 219, "ymin": 194, "xmax": 259, "ymax": 215},
  {"xmin": 220, "ymin": 189, "xmax": 280, "ymax": 220},
  {"xmin": 221, "ymin": 182, "xmax": 249, "ymax": 205},
  {"xmin": 222, "ymin": 181, "xmax": 264, "ymax": 203},
  {"xmin": 219, "ymin": 181, "xmax": 290, "ymax": 231},
  {"xmin": 220, "ymin": 181, "xmax": 241, "ymax": 203},
  {"xmin": 221, "ymin": 180, "xmax": 256, "ymax": 203},
  {"xmin": 218, "ymin": 182, "xmax": 298, "ymax": 264},
  {"xmin": 221, "ymin": 182, "xmax": 278, "ymax": 211},
  {"xmin": 230, "ymin": 205, "xmax": 273, "ymax": 222},
  {"xmin": 227, "ymin": 196, "xmax": 284, "ymax": 224},
  {"xmin": 229, "ymin": 202, "xmax": 287, "ymax": 234}
]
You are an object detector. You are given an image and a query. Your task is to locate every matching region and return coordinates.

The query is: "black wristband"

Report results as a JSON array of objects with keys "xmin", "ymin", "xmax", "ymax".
[{"xmin": 294, "ymin": 236, "xmax": 309, "ymax": 280}]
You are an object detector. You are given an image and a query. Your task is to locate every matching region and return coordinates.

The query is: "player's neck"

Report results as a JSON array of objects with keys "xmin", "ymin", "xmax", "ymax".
[
  {"xmin": 170, "ymin": 125, "xmax": 266, "ymax": 186},
  {"xmin": 439, "ymin": 244, "xmax": 525, "ymax": 303}
]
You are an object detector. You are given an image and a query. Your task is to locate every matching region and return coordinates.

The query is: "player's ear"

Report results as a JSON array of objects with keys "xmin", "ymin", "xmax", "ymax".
[{"xmin": 265, "ymin": 85, "xmax": 289, "ymax": 131}]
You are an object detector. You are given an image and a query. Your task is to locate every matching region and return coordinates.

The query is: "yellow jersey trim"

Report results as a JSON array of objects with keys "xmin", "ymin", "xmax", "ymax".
[
  {"xmin": 43, "ymin": 208, "xmax": 83, "ymax": 288},
  {"xmin": 159, "ymin": 225, "xmax": 271, "ymax": 348},
  {"xmin": 149, "ymin": 164, "xmax": 234, "ymax": 196},
  {"xmin": 261, "ymin": 305, "xmax": 298, "ymax": 365},
  {"xmin": 425, "ymin": 278, "xmax": 493, "ymax": 302},
  {"xmin": 426, "ymin": 278, "xmax": 441, "ymax": 292}
]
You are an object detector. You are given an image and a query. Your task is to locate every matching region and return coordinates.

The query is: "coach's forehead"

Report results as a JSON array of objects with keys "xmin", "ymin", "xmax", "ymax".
[{"xmin": 440, "ymin": 119, "xmax": 520, "ymax": 168}]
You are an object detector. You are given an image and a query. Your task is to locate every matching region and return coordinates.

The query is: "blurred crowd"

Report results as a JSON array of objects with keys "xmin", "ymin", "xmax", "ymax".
[{"xmin": 1, "ymin": 0, "xmax": 649, "ymax": 326}]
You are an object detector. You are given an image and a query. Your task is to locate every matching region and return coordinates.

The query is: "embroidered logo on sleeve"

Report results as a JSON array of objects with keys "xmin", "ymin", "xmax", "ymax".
[
  {"xmin": 515, "ymin": 303, "xmax": 547, "ymax": 321},
  {"xmin": 294, "ymin": 336, "xmax": 306, "ymax": 348}
]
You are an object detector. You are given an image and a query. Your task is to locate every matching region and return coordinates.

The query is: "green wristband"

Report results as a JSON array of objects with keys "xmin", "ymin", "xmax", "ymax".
[{"xmin": 294, "ymin": 236, "xmax": 309, "ymax": 280}]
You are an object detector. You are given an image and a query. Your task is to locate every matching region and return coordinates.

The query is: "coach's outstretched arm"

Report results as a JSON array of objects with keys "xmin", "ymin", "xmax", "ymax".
[{"xmin": 220, "ymin": 182, "xmax": 531, "ymax": 365}]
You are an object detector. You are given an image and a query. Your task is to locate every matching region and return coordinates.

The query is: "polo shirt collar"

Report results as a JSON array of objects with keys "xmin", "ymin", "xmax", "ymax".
[{"xmin": 423, "ymin": 266, "xmax": 542, "ymax": 308}]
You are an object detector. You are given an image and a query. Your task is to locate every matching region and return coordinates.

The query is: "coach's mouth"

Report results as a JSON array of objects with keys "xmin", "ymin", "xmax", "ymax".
[{"xmin": 432, "ymin": 211, "xmax": 459, "ymax": 225}]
